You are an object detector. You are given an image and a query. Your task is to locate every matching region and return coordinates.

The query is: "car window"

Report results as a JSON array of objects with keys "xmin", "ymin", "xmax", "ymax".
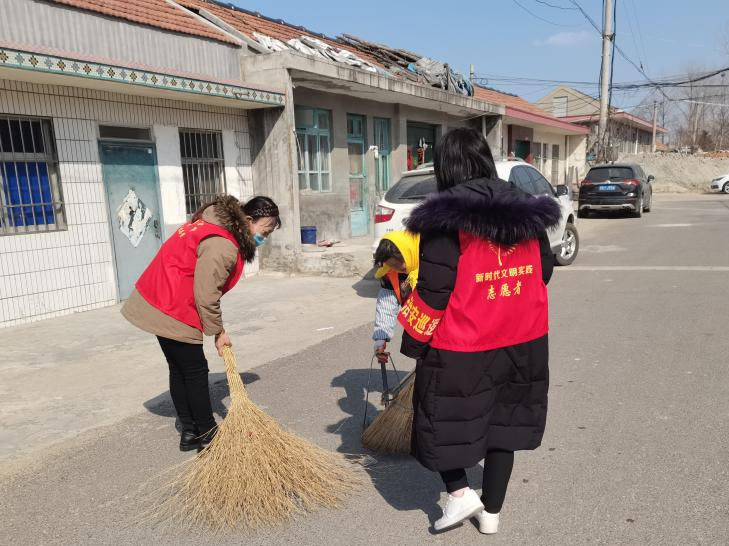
[
  {"xmin": 384, "ymin": 174, "xmax": 437, "ymax": 204},
  {"xmin": 586, "ymin": 167, "xmax": 635, "ymax": 181},
  {"xmin": 525, "ymin": 167, "xmax": 554, "ymax": 195},
  {"xmin": 509, "ymin": 167, "xmax": 537, "ymax": 194}
]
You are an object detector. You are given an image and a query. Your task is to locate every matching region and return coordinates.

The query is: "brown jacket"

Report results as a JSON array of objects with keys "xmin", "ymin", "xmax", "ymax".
[{"xmin": 122, "ymin": 198, "xmax": 255, "ymax": 344}]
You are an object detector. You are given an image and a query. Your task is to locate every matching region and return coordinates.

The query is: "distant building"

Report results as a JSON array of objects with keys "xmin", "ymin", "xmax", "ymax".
[
  {"xmin": 474, "ymin": 86, "xmax": 589, "ymax": 186},
  {"xmin": 535, "ymin": 86, "xmax": 666, "ymax": 157}
]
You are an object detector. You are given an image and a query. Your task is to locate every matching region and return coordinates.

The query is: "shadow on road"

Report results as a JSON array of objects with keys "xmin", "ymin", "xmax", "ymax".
[
  {"xmin": 143, "ymin": 371, "xmax": 261, "ymax": 427},
  {"xmin": 351, "ymin": 277, "xmax": 380, "ymax": 299},
  {"xmin": 327, "ymin": 367, "xmax": 483, "ymax": 528}
]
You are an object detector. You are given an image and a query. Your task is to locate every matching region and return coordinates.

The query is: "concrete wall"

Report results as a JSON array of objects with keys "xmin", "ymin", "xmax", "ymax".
[
  {"xmin": 292, "ymin": 87, "xmax": 473, "ymax": 241},
  {"xmin": 533, "ymin": 129, "xmax": 567, "ymax": 185},
  {"xmin": 2, "ymin": 0, "xmax": 243, "ymax": 80},
  {"xmin": 536, "ymin": 87, "xmax": 600, "ymax": 117},
  {"xmin": 566, "ymin": 134, "xmax": 588, "ymax": 188},
  {"xmin": 0, "ymin": 78, "xmax": 252, "ymax": 326}
]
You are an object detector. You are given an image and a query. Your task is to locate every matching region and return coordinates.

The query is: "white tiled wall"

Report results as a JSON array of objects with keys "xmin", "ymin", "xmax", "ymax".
[{"xmin": 0, "ymin": 79, "xmax": 253, "ymax": 327}]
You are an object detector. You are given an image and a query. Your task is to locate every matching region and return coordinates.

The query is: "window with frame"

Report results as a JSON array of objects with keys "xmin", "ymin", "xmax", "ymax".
[
  {"xmin": 374, "ymin": 117, "xmax": 392, "ymax": 193},
  {"xmin": 179, "ymin": 129, "xmax": 226, "ymax": 215},
  {"xmin": 296, "ymin": 107, "xmax": 331, "ymax": 192},
  {"xmin": 0, "ymin": 116, "xmax": 66, "ymax": 235}
]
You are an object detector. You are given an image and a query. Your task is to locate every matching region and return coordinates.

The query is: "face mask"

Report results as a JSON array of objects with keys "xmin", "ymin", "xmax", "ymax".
[{"xmin": 253, "ymin": 233, "xmax": 267, "ymax": 247}]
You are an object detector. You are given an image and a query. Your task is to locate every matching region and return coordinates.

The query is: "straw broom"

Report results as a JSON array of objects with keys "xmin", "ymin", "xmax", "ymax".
[
  {"xmin": 361, "ymin": 370, "xmax": 415, "ymax": 454},
  {"xmin": 155, "ymin": 346, "xmax": 360, "ymax": 530}
]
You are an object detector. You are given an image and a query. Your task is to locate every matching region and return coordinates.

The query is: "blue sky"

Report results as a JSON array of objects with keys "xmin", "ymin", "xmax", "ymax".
[{"xmin": 228, "ymin": 0, "xmax": 729, "ymax": 110}]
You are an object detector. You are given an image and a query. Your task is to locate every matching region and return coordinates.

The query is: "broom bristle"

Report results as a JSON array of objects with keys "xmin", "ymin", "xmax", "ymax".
[
  {"xmin": 361, "ymin": 375, "xmax": 414, "ymax": 454},
  {"xmin": 154, "ymin": 347, "xmax": 361, "ymax": 530}
]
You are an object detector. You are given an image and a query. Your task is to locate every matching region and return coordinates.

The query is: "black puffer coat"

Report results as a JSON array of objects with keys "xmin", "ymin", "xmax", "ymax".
[{"xmin": 400, "ymin": 177, "xmax": 561, "ymax": 472}]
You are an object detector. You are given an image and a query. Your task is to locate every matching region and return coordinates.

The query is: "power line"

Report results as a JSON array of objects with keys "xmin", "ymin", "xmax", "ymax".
[
  {"xmin": 511, "ymin": 0, "xmax": 578, "ymax": 26},
  {"xmin": 533, "ymin": 0, "xmax": 579, "ymax": 10},
  {"xmin": 627, "ymin": 0, "xmax": 649, "ymax": 69},
  {"xmin": 621, "ymin": 0, "xmax": 645, "ymax": 71}
]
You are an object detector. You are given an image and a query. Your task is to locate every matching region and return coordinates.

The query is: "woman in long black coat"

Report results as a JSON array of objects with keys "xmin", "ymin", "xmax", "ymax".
[{"xmin": 398, "ymin": 127, "xmax": 561, "ymax": 534}]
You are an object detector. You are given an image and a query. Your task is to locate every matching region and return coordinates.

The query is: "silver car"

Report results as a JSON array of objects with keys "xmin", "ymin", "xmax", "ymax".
[{"xmin": 709, "ymin": 174, "xmax": 729, "ymax": 194}]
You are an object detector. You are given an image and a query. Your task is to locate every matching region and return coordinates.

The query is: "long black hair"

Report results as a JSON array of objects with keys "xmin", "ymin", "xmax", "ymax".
[
  {"xmin": 242, "ymin": 196, "xmax": 281, "ymax": 229},
  {"xmin": 433, "ymin": 127, "xmax": 496, "ymax": 191}
]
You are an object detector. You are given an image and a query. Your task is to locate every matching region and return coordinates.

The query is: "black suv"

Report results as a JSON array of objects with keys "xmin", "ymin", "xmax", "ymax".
[{"xmin": 578, "ymin": 163, "xmax": 654, "ymax": 218}]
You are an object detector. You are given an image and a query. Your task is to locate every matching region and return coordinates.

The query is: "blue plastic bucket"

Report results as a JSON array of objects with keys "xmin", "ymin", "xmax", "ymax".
[{"xmin": 301, "ymin": 225, "xmax": 317, "ymax": 245}]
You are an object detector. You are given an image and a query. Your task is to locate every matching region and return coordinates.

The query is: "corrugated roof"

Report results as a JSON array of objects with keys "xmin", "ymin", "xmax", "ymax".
[
  {"xmin": 177, "ymin": 0, "xmax": 383, "ymax": 67},
  {"xmin": 48, "ymin": 0, "xmax": 239, "ymax": 45}
]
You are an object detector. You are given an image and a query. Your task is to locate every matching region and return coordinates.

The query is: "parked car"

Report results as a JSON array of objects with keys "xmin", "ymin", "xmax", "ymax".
[
  {"xmin": 709, "ymin": 173, "xmax": 729, "ymax": 194},
  {"xmin": 578, "ymin": 163, "xmax": 654, "ymax": 218},
  {"xmin": 373, "ymin": 160, "xmax": 579, "ymax": 266}
]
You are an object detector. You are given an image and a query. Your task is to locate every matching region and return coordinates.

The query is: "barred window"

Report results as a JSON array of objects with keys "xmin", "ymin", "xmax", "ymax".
[
  {"xmin": 179, "ymin": 129, "xmax": 226, "ymax": 215},
  {"xmin": 0, "ymin": 116, "xmax": 66, "ymax": 235}
]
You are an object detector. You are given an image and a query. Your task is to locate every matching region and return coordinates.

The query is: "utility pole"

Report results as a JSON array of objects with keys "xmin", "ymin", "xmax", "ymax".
[
  {"xmin": 651, "ymin": 101, "xmax": 657, "ymax": 153},
  {"xmin": 598, "ymin": 0, "xmax": 614, "ymax": 162},
  {"xmin": 469, "ymin": 64, "xmax": 475, "ymax": 85}
]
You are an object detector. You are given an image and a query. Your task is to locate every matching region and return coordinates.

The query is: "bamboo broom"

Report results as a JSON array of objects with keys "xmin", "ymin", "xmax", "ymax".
[
  {"xmin": 155, "ymin": 346, "xmax": 360, "ymax": 530},
  {"xmin": 361, "ymin": 371, "xmax": 415, "ymax": 454}
]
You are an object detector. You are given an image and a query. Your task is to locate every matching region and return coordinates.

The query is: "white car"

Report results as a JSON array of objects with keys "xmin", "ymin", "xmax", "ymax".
[
  {"xmin": 373, "ymin": 160, "xmax": 579, "ymax": 266},
  {"xmin": 709, "ymin": 174, "xmax": 729, "ymax": 194}
]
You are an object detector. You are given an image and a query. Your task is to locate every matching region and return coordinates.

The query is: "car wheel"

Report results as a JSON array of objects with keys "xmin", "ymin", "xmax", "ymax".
[
  {"xmin": 723, "ymin": 182, "xmax": 729, "ymax": 194},
  {"xmin": 643, "ymin": 193, "xmax": 652, "ymax": 212},
  {"xmin": 633, "ymin": 196, "xmax": 643, "ymax": 218},
  {"xmin": 554, "ymin": 223, "xmax": 579, "ymax": 266},
  {"xmin": 577, "ymin": 208, "xmax": 589, "ymax": 218}
]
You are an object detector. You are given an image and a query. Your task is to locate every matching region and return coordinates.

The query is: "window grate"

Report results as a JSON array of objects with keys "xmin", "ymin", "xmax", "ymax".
[
  {"xmin": 179, "ymin": 129, "xmax": 226, "ymax": 215},
  {"xmin": 0, "ymin": 115, "xmax": 66, "ymax": 235}
]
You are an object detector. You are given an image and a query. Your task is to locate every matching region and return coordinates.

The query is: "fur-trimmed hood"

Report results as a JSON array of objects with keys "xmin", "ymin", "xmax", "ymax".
[
  {"xmin": 405, "ymin": 178, "xmax": 561, "ymax": 245},
  {"xmin": 202, "ymin": 195, "xmax": 257, "ymax": 263}
]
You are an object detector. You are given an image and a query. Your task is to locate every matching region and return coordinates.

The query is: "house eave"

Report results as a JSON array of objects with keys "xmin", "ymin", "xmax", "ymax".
[
  {"xmin": 505, "ymin": 107, "xmax": 590, "ymax": 135},
  {"xmin": 241, "ymin": 51, "xmax": 504, "ymax": 118},
  {"xmin": 0, "ymin": 41, "xmax": 285, "ymax": 109}
]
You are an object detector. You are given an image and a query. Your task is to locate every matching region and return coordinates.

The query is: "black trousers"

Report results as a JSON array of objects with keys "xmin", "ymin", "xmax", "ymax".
[
  {"xmin": 157, "ymin": 336, "xmax": 216, "ymax": 435},
  {"xmin": 439, "ymin": 450, "xmax": 514, "ymax": 514}
]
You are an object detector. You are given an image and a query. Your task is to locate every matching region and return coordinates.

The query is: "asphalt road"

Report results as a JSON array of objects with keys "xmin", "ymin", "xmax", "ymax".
[{"xmin": 1, "ymin": 194, "xmax": 728, "ymax": 546}]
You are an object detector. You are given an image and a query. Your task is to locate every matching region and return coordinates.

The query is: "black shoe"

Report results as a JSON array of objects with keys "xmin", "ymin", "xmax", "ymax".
[
  {"xmin": 179, "ymin": 431, "xmax": 201, "ymax": 452},
  {"xmin": 197, "ymin": 427, "xmax": 218, "ymax": 452}
]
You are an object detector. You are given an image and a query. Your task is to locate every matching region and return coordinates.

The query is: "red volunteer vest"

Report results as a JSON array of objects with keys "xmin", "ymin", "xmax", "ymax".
[
  {"xmin": 136, "ymin": 219, "xmax": 244, "ymax": 331},
  {"xmin": 398, "ymin": 233, "xmax": 548, "ymax": 352}
]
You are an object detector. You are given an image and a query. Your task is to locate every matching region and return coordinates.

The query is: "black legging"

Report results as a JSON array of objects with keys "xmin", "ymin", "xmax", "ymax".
[
  {"xmin": 439, "ymin": 450, "xmax": 514, "ymax": 514},
  {"xmin": 157, "ymin": 336, "xmax": 216, "ymax": 435}
]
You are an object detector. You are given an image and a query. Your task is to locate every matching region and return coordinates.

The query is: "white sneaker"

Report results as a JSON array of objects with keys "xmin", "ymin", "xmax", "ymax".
[
  {"xmin": 476, "ymin": 510, "xmax": 500, "ymax": 534},
  {"xmin": 434, "ymin": 488, "xmax": 484, "ymax": 532}
]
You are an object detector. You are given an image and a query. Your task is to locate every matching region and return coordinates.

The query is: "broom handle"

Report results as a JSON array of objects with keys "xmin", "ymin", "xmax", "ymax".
[
  {"xmin": 222, "ymin": 345, "xmax": 246, "ymax": 397},
  {"xmin": 379, "ymin": 362, "xmax": 389, "ymax": 398}
]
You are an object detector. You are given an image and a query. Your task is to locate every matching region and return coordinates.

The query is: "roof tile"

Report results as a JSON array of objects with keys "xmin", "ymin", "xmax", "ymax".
[
  {"xmin": 473, "ymin": 85, "xmax": 555, "ymax": 117},
  {"xmin": 49, "ymin": 0, "xmax": 238, "ymax": 45}
]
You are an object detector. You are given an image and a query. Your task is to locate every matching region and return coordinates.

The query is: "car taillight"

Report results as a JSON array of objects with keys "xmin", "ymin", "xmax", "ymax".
[
  {"xmin": 623, "ymin": 179, "xmax": 641, "ymax": 186},
  {"xmin": 375, "ymin": 205, "xmax": 395, "ymax": 223},
  {"xmin": 579, "ymin": 179, "xmax": 590, "ymax": 187}
]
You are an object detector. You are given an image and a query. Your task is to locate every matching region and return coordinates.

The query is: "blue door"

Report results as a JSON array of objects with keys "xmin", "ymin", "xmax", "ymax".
[
  {"xmin": 100, "ymin": 142, "xmax": 162, "ymax": 300},
  {"xmin": 374, "ymin": 117, "xmax": 392, "ymax": 195},
  {"xmin": 347, "ymin": 114, "xmax": 368, "ymax": 237}
]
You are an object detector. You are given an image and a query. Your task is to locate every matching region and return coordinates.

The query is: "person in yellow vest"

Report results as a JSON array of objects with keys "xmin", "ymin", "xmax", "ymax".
[{"xmin": 372, "ymin": 231, "xmax": 420, "ymax": 364}]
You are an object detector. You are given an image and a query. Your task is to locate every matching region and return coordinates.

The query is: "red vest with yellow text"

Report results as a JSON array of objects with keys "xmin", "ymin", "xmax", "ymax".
[
  {"xmin": 399, "ymin": 233, "xmax": 547, "ymax": 352},
  {"xmin": 136, "ymin": 219, "xmax": 244, "ymax": 331}
]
